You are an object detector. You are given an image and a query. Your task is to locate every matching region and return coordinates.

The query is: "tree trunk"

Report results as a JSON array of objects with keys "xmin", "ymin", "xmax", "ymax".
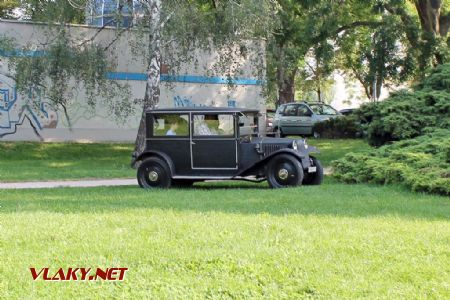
[
  {"xmin": 415, "ymin": 0, "xmax": 441, "ymax": 35},
  {"xmin": 414, "ymin": 0, "xmax": 447, "ymax": 64},
  {"xmin": 132, "ymin": 0, "xmax": 162, "ymax": 167},
  {"xmin": 277, "ymin": 68, "xmax": 296, "ymax": 105},
  {"xmin": 317, "ymin": 86, "xmax": 322, "ymax": 102}
]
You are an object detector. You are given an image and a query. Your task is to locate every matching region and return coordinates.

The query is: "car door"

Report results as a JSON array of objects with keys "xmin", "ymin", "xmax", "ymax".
[
  {"xmin": 148, "ymin": 113, "xmax": 191, "ymax": 174},
  {"xmin": 191, "ymin": 113, "xmax": 238, "ymax": 169},
  {"xmin": 297, "ymin": 104, "xmax": 314, "ymax": 135},
  {"xmin": 279, "ymin": 104, "xmax": 299, "ymax": 134}
]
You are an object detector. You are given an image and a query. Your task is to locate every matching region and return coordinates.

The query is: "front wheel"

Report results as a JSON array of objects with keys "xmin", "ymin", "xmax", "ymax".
[
  {"xmin": 266, "ymin": 154, "xmax": 304, "ymax": 188},
  {"xmin": 137, "ymin": 157, "xmax": 172, "ymax": 189},
  {"xmin": 303, "ymin": 157, "xmax": 324, "ymax": 185}
]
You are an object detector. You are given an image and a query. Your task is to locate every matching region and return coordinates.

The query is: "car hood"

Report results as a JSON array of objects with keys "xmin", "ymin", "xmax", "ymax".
[
  {"xmin": 314, "ymin": 114, "xmax": 340, "ymax": 121},
  {"xmin": 254, "ymin": 137, "xmax": 293, "ymax": 145}
]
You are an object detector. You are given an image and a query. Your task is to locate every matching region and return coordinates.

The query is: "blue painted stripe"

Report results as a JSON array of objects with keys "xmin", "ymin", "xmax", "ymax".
[
  {"xmin": 106, "ymin": 72, "xmax": 262, "ymax": 85},
  {"xmin": 106, "ymin": 72, "xmax": 146, "ymax": 81},
  {"xmin": 0, "ymin": 50, "xmax": 46, "ymax": 57},
  {"xmin": 0, "ymin": 50, "xmax": 263, "ymax": 85}
]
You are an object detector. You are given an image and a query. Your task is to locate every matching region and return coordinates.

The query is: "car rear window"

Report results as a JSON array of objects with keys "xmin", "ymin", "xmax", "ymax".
[
  {"xmin": 153, "ymin": 114, "xmax": 189, "ymax": 137},
  {"xmin": 193, "ymin": 114, "xmax": 234, "ymax": 137},
  {"xmin": 309, "ymin": 104, "xmax": 338, "ymax": 115}
]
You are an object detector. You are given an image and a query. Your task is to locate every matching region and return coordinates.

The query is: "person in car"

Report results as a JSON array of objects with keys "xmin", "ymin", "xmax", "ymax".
[
  {"xmin": 196, "ymin": 115, "xmax": 219, "ymax": 135},
  {"xmin": 166, "ymin": 119, "xmax": 179, "ymax": 136}
]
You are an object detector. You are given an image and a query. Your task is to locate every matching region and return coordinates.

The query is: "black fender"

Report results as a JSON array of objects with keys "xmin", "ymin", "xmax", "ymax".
[
  {"xmin": 237, "ymin": 148, "xmax": 312, "ymax": 177},
  {"xmin": 133, "ymin": 150, "xmax": 176, "ymax": 177}
]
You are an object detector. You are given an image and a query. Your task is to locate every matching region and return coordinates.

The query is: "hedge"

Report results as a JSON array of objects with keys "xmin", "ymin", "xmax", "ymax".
[{"xmin": 332, "ymin": 129, "xmax": 450, "ymax": 196}]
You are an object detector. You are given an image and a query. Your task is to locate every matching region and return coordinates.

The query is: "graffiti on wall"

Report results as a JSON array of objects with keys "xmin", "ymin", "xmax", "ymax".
[
  {"xmin": 173, "ymin": 95, "xmax": 237, "ymax": 108},
  {"xmin": 0, "ymin": 74, "xmax": 58, "ymax": 138}
]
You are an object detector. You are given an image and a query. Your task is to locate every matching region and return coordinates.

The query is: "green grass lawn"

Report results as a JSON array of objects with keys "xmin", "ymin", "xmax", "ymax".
[
  {"xmin": 0, "ymin": 180, "xmax": 449, "ymax": 298},
  {"xmin": 0, "ymin": 139, "xmax": 370, "ymax": 182},
  {"xmin": 0, "ymin": 142, "xmax": 135, "ymax": 182},
  {"xmin": 306, "ymin": 138, "xmax": 370, "ymax": 167}
]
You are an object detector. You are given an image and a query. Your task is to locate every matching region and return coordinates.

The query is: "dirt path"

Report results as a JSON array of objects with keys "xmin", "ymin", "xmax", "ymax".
[
  {"xmin": 0, "ymin": 168, "xmax": 332, "ymax": 189},
  {"xmin": 0, "ymin": 179, "xmax": 137, "ymax": 189}
]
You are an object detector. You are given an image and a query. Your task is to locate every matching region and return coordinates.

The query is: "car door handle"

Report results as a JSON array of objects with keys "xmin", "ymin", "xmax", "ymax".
[{"xmin": 191, "ymin": 141, "xmax": 196, "ymax": 145}]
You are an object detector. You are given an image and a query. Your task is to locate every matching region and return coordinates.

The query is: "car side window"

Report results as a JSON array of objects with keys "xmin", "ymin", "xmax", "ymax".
[
  {"xmin": 297, "ymin": 105, "xmax": 311, "ymax": 116},
  {"xmin": 193, "ymin": 114, "xmax": 234, "ymax": 137},
  {"xmin": 153, "ymin": 114, "xmax": 189, "ymax": 137},
  {"xmin": 284, "ymin": 105, "xmax": 298, "ymax": 116},
  {"xmin": 276, "ymin": 105, "xmax": 285, "ymax": 115}
]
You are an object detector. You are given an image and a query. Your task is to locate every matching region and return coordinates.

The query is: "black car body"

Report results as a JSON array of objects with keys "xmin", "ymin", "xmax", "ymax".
[
  {"xmin": 132, "ymin": 107, "xmax": 323, "ymax": 188},
  {"xmin": 339, "ymin": 108, "xmax": 356, "ymax": 116}
]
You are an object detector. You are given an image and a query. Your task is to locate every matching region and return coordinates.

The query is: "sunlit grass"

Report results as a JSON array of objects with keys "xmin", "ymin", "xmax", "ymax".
[
  {"xmin": 306, "ymin": 139, "xmax": 370, "ymax": 167},
  {"xmin": 0, "ymin": 180, "xmax": 448, "ymax": 298}
]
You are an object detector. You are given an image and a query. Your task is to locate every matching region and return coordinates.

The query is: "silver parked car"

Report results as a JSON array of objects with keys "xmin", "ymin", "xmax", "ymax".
[{"xmin": 273, "ymin": 102, "xmax": 341, "ymax": 137}]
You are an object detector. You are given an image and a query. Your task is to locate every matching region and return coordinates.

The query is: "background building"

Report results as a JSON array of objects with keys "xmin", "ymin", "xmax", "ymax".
[{"xmin": 0, "ymin": 19, "xmax": 266, "ymax": 142}]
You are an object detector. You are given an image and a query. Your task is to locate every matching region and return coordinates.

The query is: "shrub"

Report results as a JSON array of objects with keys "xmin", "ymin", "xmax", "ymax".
[
  {"xmin": 356, "ymin": 63, "xmax": 450, "ymax": 146},
  {"xmin": 313, "ymin": 115, "xmax": 361, "ymax": 139},
  {"xmin": 332, "ymin": 129, "xmax": 450, "ymax": 196}
]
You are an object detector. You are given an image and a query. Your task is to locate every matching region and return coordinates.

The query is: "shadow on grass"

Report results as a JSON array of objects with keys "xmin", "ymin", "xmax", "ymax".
[{"xmin": 1, "ymin": 178, "xmax": 449, "ymax": 220}]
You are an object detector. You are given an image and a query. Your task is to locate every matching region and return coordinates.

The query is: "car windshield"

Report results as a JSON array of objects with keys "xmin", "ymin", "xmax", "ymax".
[
  {"xmin": 309, "ymin": 104, "xmax": 338, "ymax": 115},
  {"xmin": 239, "ymin": 113, "xmax": 259, "ymax": 136}
]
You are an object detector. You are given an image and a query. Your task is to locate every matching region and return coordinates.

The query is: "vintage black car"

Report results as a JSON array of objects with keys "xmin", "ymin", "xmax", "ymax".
[{"xmin": 132, "ymin": 107, "xmax": 323, "ymax": 188}]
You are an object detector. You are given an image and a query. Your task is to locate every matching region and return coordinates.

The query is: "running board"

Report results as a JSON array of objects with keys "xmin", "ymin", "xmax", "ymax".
[{"xmin": 172, "ymin": 175, "xmax": 266, "ymax": 183}]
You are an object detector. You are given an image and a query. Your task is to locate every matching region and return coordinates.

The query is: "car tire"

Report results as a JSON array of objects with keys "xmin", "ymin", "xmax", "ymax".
[
  {"xmin": 172, "ymin": 179, "xmax": 194, "ymax": 188},
  {"xmin": 303, "ymin": 157, "xmax": 324, "ymax": 185},
  {"xmin": 137, "ymin": 157, "xmax": 172, "ymax": 189},
  {"xmin": 266, "ymin": 154, "xmax": 304, "ymax": 188},
  {"xmin": 279, "ymin": 128, "xmax": 286, "ymax": 138}
]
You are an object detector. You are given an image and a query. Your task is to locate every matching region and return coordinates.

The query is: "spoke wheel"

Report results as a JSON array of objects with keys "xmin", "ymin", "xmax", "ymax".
[
  {"xmin": 266, "ymin": 154, "xmax": 304, "ymax": 188},
  {"xmin": 137, "ymin": 157, "xmax": 172, "ymax": 189}
]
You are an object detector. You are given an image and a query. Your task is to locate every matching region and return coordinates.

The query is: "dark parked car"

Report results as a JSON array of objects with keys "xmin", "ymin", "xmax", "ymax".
[
  {"xmin": 132, "ymin": 107, "xmax": 323, "ymax": 189},
  {"xmin": 273, "ymin": 102, "xmax": 341, "ymax": 137},
  {"xmin": 266, "ymin": 108, "xmax": 276, "ymax": 136},
  {"xmin": 339, "ymin": 108, "xmax": 356, "ymax": 116}
]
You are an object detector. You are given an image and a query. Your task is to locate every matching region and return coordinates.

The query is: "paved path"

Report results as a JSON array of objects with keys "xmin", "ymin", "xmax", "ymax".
[
  {"xmin": 0, "ymin": 179, "xmax": 137, "ymax": 189},
  {"xmin": 0, "ymin": 168, "xmax": 332, "ymax": 190}
]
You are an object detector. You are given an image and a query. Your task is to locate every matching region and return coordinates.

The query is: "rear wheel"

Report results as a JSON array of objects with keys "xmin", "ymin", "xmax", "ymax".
[
  {"xmin": 303, "ymin": 157, "xmax": 324, "ymax": 185},
  {"xmin": 137, "ymin": 157, "xmax": 172, "ymax": 189},
  {"xmin": 266, "ymin": 154, "xmax": 304, "ymax": 188}
]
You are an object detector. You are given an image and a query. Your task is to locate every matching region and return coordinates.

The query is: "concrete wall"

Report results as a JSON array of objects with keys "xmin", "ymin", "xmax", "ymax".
[{"xmin": 0, "ymin": 20, "xmax": 266, "ymax": 141}]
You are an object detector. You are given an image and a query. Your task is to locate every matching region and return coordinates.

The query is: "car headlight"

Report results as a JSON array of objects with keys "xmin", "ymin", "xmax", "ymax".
[{"xmin": 292, "ymin": 140, "xmax": 298, "ymax": 150}]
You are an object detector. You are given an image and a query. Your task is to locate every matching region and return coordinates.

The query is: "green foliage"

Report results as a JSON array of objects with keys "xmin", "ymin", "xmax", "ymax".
[
  {"xmin": 313, "ymin": 116, "xmax": 362, "ymax": 139},
  {"xmin": 4, "ymin": 29, "xmax": 131, "ymax": 125},
  {"xmin": 338, "ymin": 13, "xmax": 417, "ymax": 100},
  {"xmin": 0, "ymin": 0, "xmax": 19, "ymax": 18},
  {"xmin": 355, "ymin": 63, "xmax": 450, "ymax": 146},
  {"xmin": 5, "ymin": 0, "xmax": 86, "ymax": 23},
  {"xmin": 333, "ymin": 129, "xmax": 450, "ymax": 195}
]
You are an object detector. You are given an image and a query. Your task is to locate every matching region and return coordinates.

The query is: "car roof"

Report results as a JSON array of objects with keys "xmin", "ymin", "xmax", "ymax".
[
  {"xmin": 280, "ymin": 101, "xmax": 330, "ymax": 106},
  {"xmin": 146, "ymin": 107, "xmax": 260, "ymax": 113}
]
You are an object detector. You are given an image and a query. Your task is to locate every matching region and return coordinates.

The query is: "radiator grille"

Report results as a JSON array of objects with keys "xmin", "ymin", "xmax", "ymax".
[{"xmin": 263, "ymin": 144, "xmax": 282, "ymax": 156}]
